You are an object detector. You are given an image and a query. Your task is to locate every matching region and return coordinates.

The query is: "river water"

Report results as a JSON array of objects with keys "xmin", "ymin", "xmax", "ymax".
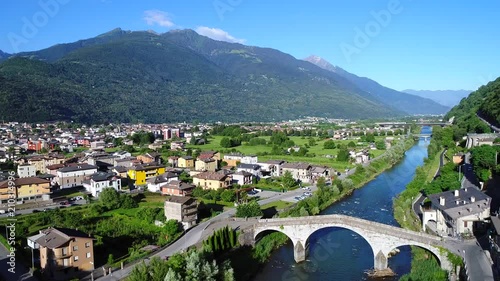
[{"xmin": 254, "ymin": 127, "xmax": 432, "ymax": 281}]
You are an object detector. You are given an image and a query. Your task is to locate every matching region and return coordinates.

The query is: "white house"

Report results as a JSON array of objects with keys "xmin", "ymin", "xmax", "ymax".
[
  {"xmin": 82, "ymin": 172, "xmax": 121, "ymax": 197},
  {"xmin": 17, "ymin": 164, "xmax": 36, "ymax": 178},
  {"xmin": 146, "ymin": 172, "xmax": 179, "ymax": 192},
  {"xmin": 258, "ymin": 160, "xmax": 286, "ymax": 177},
  {"xmin": 232, "ymin": 171, "xmax": 253, "ymax": 185},
  {"xmin": 241, "ymin": 155, "xmax": 258, "ymax": 164},
  {"xmin": 236, "ymin": 163, "xmax": 262, "ymax": 178},
  {"xmin": 422, "ymin": 187, "xmax": 491, "ymax": 236}
]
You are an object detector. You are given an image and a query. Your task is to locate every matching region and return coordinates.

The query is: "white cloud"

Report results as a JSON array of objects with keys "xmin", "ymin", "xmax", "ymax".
[
  {"xmin": 143, "ymin": 10, "xmax": 174, "ymax": 27},
  {"xmin": 195, "ymin": 26, "xmax": 246, "ymax": 44}
]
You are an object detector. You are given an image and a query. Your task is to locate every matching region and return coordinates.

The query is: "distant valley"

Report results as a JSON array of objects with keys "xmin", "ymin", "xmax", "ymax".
[{"xmin": 402, "ymin": 89, "xmax": 471, "ymax": 107}]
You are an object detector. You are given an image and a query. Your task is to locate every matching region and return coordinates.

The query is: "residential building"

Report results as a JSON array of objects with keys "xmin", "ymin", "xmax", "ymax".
[
  {"xmin": 199, "ymin": 151, "xmax": 220, "ymax": 161},
  {"xmin": 192, "ymin": 171, "xmax": 232, "ymax": 190},
  {"xmin": 56, "ymin": 164, "xmax": 98, "ymax": 189},
  {"xmin": 90, "ymin": 141, "xmax": 105, "ymax": 150},
  {"xmin": 170, "ymin": 141, "xmax": 185, "ymax": 150},
  {"xmin": 127, "ymin": 163, "xmax": 166, "ymax": 187},
  {"xmin": 46, "ymin": 164, "xmax": 65, "ymax": 176},
  {"xmin": 28, "ymin": 227, "xmax": 94, "ymax": 281},
  {"xmin": 167, "ymin": 156, "xmax": 179, "ymax": 168},
  {"xmin": 195, "ymin": 158, "xmax": 217, "ymax": 172},
  {"xmin": 82, "ymin": 172, "xmax": 121, "ymax": 197},
  {"xmin": 223, "ymin": 153, "xmax": 243, "ymax": 167},
  {"xmin": 114, "ymin": 157, "xmax": 137, "ymax": 168},
  {"xmin": 311, "ymin": 166, "xmax": 331, "ymax": 182},
  {"xmin": 281, "ymin": 162, "xmax": 312, "ymax": 183},
  {"xmin": 113, "ymin": 151, "xmax": 132, "ymax": 159},
  {"xmin": 178, "ymin": 156, "xmax": 194, "ymax": 169},
  {"xmin": 258, "ymin": 160, "xmax": 286, "ymax": 177},
  {"xmin": 17, "ymin": 164, "xmax": 36, "ymax": 178},
  {"xmin": 241, "ymin": 155, "xmax": 258, "ymax": 164},
  {"xmin": 111, "ymin": 166, "xmax": 128, "ymax": 178},
  {"xmin": 137, "ymin": 152, "xmax": 161, "ymax": 164},
  {"xmin": 0, "ymin": 177, "xmax": 51, "ymax": 204},
  {"xmin": 146, "ymin": 172, "xmax": 179, "ymax": 193},
  {"xmin": 465, "ymin": 133, "xmax": 500, "ymax": 149},
  {"xmin": 236, "ymin": 163, "xmax": 262, "ymax": 178},
  {"xmin": 232, "ymin": 171, "xmax": 253, "ymax": 185},
  {"xmin": 422, "ymin": 187, "xmax": 491, "ymax": 236},
  {"xmin": 161, "ymin": 180, "xmax": 195, "ymax": 196},
  {"xmin": 453, "ymin": 153, "xmax": 465, "ymax": 165},
  {"xmin": 164, "ymin": 196, "xmax": 197, "ymax": 229}
]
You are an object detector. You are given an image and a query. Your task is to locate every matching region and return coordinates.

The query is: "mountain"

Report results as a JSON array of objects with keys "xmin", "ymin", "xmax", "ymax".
[
  {"xmin": 0, "ymin": 29, "xmax": 405, "ymax": 124},
  {"xmin": 303, "ymin": 55, "xmax": 450, "ymax": 115},
  {"xmin": 402, "ymin": 89, "xmax": 471, "ymax": 107},
  {"xmin": 445, "ymin": 77, "xmax": 500, "ymax": 132},
  {"xmin": 0, "ymin": 50, "xmax": 10, "ymax": 62}
]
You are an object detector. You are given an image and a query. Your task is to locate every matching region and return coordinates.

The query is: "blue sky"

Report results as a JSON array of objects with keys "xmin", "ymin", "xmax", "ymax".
[{"xmin": 1, "ymin": 0, "xmax": 499, "ymax": 91}]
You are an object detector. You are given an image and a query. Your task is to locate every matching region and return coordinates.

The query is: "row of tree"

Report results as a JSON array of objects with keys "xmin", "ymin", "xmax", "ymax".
[{"xmin": 202, "ymin": 226, "xmax": 238, "ymax": 255}]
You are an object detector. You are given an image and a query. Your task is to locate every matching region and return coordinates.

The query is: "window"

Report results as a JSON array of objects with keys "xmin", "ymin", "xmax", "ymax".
[
  {"xmin": 74, "ymin": 256, "xmax": 79, "ymax": 262},
  {"xmin": 85, "ymin": 242, "xmax": 90, "ymax": 248},
  {"xmin": 63, "ymin": 258, "xmax": 69, "ymax": 266},
  {"xmin": 73, "ymin": 245, "xmax": 78, "ymax": 251},
  {"xmin": 86, "ymin": 252, "xmax": 91, "ymax": 258},
  {"xmin": 62, "ymin": 247, "xmax": 68, "ymax": 256},
  {"xmin": 464, "ymin": 221, "xmax": 468, "ymax": 227}
]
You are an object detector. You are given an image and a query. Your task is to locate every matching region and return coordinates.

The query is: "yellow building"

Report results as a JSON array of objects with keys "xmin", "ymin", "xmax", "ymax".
[
  {"xmin": 195, "ymin": 158, "xmax": 217, "ymax": 172},
  {"xmin": 0, "ymin": 177, "xmax": 51, "ymax": 203},
  {"xmin": 178, "ymin": 156, "xmax": 195, "ymax": 169},
  {"xmin": 127, "ymin": 164, "xmax": 166, "ymax": 186},
  {"xmin": 192, "ymin": 172, "xmax": 231, "ymax": 190}
]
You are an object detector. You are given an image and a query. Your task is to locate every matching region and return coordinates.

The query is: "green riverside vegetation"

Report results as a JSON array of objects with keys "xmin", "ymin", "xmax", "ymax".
[{"xmin": 240, "ymin": 136, "xmax": 416, "ymax": 279}]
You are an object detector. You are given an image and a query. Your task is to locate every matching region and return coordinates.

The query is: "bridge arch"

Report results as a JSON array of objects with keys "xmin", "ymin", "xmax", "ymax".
[
  {"xmin": 253, "ymin": 227, "xmax": 303, "ymax": 263},
  {"xmin": 303, "ymin": 226, "xmax": 375, "ymax": 269},
  {"xmin": 385, "ymin": 242, "xmax": 452, "ymax": 272}
]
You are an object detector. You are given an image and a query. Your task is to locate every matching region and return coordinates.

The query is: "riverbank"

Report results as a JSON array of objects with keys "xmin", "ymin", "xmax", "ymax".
[
  {"xmin": 393, "ymin": 146, "xmax": 462, "ymax": 280},
  {"xmin": 228, "ymin": 137, "xmax": 416, "ymax": 280}
]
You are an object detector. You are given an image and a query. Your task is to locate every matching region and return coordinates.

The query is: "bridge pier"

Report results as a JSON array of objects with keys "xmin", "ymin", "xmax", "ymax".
[
  {"xmin": 374, "ymin": 250, "xmax": 388, "ymax": 270},
  {"xmin": 293, "ymin": 240, "xmax": 308, "ymax": 263}
]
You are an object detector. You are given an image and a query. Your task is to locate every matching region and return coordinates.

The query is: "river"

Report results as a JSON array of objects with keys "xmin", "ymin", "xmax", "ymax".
[{"xmin": 253, "ymin": 126, "xmax": 432, "ymax": 281}]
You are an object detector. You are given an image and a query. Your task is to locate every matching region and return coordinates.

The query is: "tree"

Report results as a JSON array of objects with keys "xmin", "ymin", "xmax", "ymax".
[
  {"xmin": 323, "ymin": 140, "xmax": 336, "ymax": 149},
  {"xmin": 164, "ymin": 268, "xmax": 183, "ymax": 281},
  {"xmin": 365, "ymin": 133, "xmax": 375, "ymax": 143},
  {"xmin": 316, "ymin": 177, "xmax": 326, "ymax": 190},
  {"xmin": 375, "ymin": 140, "xmax": 386, "ymax": 150},
  {"xmin": 220, "ymin": 190, "xmax": 235, "ymax": 202},
  {"xmin": 99, "ymin": 188, "xmax": 122, "ymax": 210},
  {"xmin": 282, "ymin": 171, "xmax": 297, "ymax": 190},
  {"xmin": 235, "ymin": 201, "xmax": 263, "ymax": 218},
  {"xmin": 347, "ymin": 141, "xmax": 356, "ymax": 148},
  {"xmin": 337, "ymin": 148, "xmax": 350, "ymax": 162},
  {"xmin": 164, "ymin": 219, "xmax": 182, "ymax": 240},
  {"xmin": 220, "ymin": 137, "xmax": 231, "ymax": 148},
  {"xmin": 120, "ymin": 194, "xmax": 138, "ymax": 209},
  {"xmin": 107, "ymin": 254, "xmax": 114, "ymax": 265}
]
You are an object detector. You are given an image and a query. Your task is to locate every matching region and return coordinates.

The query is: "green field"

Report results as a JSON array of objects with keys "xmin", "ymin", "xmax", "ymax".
[
  {"xmin": 186, "ymin": 135, "xmax": 389, "ymax": 170},
  {"xmin": 260, "ymin": 200, "xmax": 293, "ymax": 210}
]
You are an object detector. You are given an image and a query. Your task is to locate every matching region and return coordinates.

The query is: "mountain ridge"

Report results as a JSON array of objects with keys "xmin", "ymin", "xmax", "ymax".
[
  {"xmin": 303, "ymin": 55, "xmax": 450, "ymax": 115},
  {"xmin": 0, "ymin": 29, "xmax": 406, "ymax": 123}
]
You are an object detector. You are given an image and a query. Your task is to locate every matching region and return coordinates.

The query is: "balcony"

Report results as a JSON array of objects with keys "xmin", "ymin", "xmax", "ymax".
[{"xmin": 53, "ymin": 251, "xmax": 72, "ymax": 259}]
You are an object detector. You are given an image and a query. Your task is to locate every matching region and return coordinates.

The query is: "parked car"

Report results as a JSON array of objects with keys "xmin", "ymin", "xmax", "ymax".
[{"xmin": 0, "ymin": 209, "xmax": 5, "ymax": 214}]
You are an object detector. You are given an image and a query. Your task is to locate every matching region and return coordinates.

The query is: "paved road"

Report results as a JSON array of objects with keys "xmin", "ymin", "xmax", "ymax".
[
  {"xmin": 0, "ymin": 224, "xmax": 38, "ymax": 281},
  {"xmin": 477, "ymin": 114, "xmax": 500, "ymax": 133},
  {"xmin": 95, "ymin": 185, "xmax": 318, "ymax": 281},
  {"xmin": 442, "ymin": 236, "xmax": 494, "ymax": 281}
]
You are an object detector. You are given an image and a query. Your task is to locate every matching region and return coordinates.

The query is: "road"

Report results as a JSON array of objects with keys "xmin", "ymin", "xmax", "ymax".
[
  {"xmin": 95, "ymin": 185, "xmax": 318, "ymax": 281},
  {"xmin": 477, "ymin": 114, "xmax": 500, "ymax": 133}
]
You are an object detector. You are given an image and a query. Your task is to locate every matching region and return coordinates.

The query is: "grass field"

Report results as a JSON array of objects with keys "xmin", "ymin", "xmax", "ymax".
[{"xmin": 186, "ymin": 135, "xmax": 390, "ymax": 170}]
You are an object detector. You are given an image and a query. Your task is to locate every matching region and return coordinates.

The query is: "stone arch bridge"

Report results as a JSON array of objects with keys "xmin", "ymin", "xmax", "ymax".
[{"xmin": 244, "ymin": 214, "xmax": 454, "ymax": 272}]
